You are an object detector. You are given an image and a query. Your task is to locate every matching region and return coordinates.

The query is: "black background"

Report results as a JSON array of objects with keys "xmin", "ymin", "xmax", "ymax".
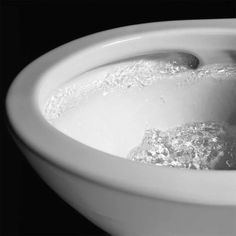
[{"xmin": 2, "ymin": 0, "xmax": 236, "ymax": 235}]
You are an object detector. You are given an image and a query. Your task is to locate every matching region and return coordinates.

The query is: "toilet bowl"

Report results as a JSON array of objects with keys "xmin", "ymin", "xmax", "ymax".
[{"xmin": 6, "ymin": 19, "xmax": 236, "ymax": 236}]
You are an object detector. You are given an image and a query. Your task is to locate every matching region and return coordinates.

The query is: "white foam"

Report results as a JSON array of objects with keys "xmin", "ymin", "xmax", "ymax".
[{"xmin": 44, "ymin": 61, "xmax": 236, "ymax": 121}]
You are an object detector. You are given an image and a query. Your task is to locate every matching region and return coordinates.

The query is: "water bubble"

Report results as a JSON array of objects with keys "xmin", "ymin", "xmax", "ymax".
[{"xmin": 127, "ymin": 121, "xmax": 236, "ymax": 170}]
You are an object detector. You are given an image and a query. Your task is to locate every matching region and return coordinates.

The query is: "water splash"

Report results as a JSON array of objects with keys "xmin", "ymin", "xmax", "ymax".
[
  {"xmin": 127, "ymin": 121, "xmax": 236, "ymax": 170},
  {"xmin": 43, "ymin": 61, "xmax": 236, "ymax": 122}
]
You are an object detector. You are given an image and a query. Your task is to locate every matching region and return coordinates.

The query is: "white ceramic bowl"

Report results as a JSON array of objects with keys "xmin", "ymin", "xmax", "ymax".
[{"xmin": 6, "ymin": 19, "xmax": 236, "ymax": 236}]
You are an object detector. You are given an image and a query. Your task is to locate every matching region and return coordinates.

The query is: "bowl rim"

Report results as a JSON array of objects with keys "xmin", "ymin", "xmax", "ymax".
[{"xmin": 6, "ymin": 19, "xmax": 236, "ymax": 206}]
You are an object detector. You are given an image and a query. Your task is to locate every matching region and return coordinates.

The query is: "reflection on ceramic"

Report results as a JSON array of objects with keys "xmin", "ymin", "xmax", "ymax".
[{"xmin": 6, "ymin": 19, "xmax": 236, "ymax": 236}]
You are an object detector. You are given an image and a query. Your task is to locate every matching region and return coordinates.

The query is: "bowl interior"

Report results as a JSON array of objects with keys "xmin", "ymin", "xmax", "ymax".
[{"xmin": 38, "ymin": 26, "xmax": 236, "ymax": 157}]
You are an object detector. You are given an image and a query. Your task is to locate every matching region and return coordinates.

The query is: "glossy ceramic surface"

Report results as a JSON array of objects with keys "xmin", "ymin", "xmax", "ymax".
[{"xmin": 6, "ymin": 19, "xmax": 236, "ymax": 236}]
